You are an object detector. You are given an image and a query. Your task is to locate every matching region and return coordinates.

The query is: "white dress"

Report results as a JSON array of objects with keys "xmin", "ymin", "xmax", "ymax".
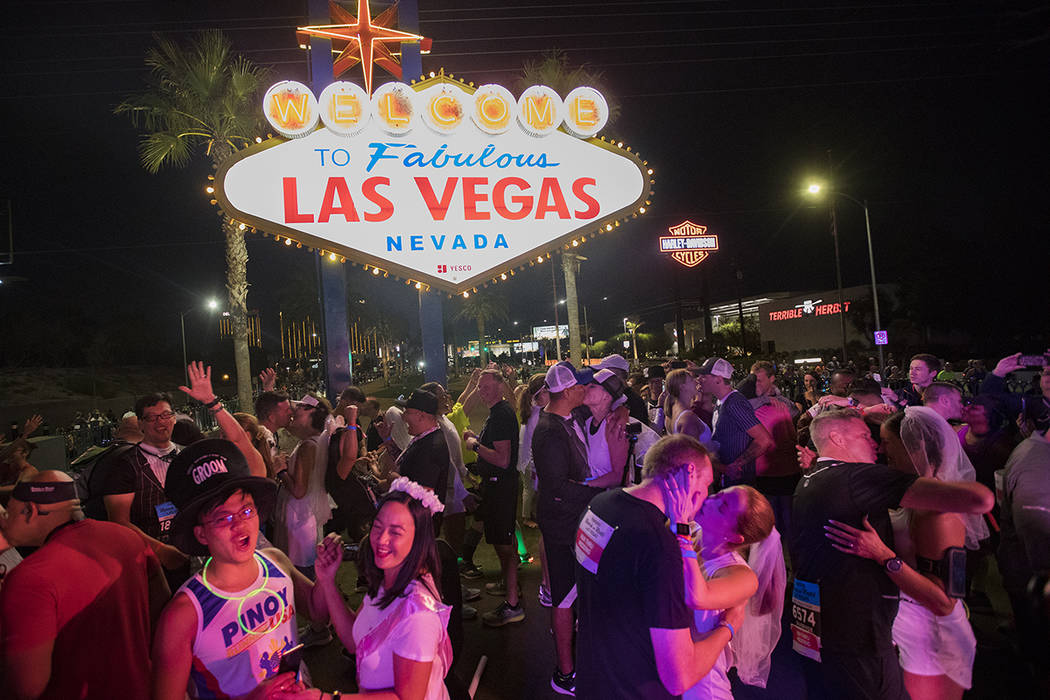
[
  {"xmin": 352, "ymin": 576, "xmax": 452, "ymax": 700},
  {"xmin": 279, "ymin": 434, "xmax": 332, "ymax": 567},
  {"xmin": 889, "ymin": 508, "xmax": 975, "ymax": 689},
  {"xmin": 683, "ymin": 549, "xmax": 749, "ymax": 700}
]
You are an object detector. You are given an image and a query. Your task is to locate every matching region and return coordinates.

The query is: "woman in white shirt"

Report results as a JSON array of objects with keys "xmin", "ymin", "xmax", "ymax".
[{"xmin": 314, "ymin": 478, "xmax": 452, "ymax": 700}]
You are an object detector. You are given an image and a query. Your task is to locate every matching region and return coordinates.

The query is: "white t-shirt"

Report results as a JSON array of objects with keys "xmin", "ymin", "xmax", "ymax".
[
  {"xmin": 138, "ymin": 442, "xmax": 180, "ymax": 487},
  {"xmin": 352, "ymin": 577, "xmax": 451, "ymax": 700}
]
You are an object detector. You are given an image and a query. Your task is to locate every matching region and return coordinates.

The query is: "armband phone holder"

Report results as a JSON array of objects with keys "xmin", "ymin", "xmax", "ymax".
[{"xmin": 917, "ymin": 546, "xmax": 967, "ymax": 598}]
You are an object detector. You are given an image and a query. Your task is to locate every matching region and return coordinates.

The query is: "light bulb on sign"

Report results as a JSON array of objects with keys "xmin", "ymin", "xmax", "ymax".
[
  {"xmin": 318, "ymin": 81, "xmax": 370, "ymax": 136},
  {"xmin": 263, "ymin": 80, "xmax": 319, "ymax": 138}
]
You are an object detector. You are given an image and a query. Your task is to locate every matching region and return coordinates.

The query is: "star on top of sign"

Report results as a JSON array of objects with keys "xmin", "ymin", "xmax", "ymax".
[{"xmin": 297, "ymin": 0, "xmax": 433, "ymax": 95}]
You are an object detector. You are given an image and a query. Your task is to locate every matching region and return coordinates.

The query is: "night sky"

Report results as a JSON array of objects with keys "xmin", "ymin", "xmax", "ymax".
[{"xmin": 2, "ymin": 0, "xmax": 1047, "ymax": 368}]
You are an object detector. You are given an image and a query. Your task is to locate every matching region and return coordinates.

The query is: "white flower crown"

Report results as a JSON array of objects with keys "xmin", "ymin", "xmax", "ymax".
[{"xmin": 388, "ymin": 477, "xmax": 445, "ymax": 515}]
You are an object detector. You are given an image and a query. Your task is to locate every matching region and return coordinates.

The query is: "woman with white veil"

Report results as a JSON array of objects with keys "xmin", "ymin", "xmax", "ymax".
[
  {"xmin": 825, "ymin": 406, "xmax": 987, "ymax": 700},
  {"xmin": 664, "ymin": 479, "xmax": 786, "ymax": 699}
]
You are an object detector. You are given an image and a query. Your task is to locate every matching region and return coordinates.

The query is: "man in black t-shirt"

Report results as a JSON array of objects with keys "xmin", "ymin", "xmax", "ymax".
[
  {"xmin": 462, "ymin": 369, "xmax": 520, "ymax": 627},
  {"xmin": 575, "ymin": 434, "xmax": 742, "ymax": 700},
  {"xmin": 790, "ymin": 409, "xmax": 994, "ymax": 700}
]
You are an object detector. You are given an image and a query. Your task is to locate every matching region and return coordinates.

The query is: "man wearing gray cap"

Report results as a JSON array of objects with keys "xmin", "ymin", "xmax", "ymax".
[{"xmin": 698, "ymin": 357, "xmax": 773, "ymax": 488}]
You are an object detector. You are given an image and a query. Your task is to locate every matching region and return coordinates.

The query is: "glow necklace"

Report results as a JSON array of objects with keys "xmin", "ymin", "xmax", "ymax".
[{"xmin": 200, "ymin": 552, "xmax": 286, "ymax": 636}]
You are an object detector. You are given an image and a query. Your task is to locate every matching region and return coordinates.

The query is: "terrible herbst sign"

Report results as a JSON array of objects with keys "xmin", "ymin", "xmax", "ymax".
[{"xmin": 215, "ymin": 75, "xmax": 651, "ymax": 294}]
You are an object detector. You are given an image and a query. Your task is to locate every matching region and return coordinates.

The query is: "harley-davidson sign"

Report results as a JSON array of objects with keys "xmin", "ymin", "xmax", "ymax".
[
  {"xmin": 215, "ymin": 76, "xmax": 650, "ymax": 294},
  {"xmin": 659, "ymin": 220, "xmax": 718, "ymax": 268}
]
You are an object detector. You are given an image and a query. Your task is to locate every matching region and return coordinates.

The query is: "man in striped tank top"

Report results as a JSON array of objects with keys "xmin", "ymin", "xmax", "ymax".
[{"xmin": 152, "ymin": 439, "xmax": 333, "ymax": 700}]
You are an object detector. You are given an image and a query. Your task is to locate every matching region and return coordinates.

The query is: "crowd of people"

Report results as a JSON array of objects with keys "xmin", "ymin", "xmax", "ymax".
[{"xmin": 0, "ymin": 348, "xmax": 1047, "ymax": 699}]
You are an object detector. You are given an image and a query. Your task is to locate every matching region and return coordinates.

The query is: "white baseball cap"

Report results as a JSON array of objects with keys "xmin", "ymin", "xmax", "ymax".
[
  {"xmin": 293, "ymin": 394, "xmax": 321, "ymax": 407},
  {"xmin": 597, "ymin": 353, "xmax": 630, "ymax": 372},
  {"xmin": 545, "ymin": 361, "xmax": 594, "ymax": 393},
  {"xmin": 697, "ymin": 357, "xmax": 735, "ymax": 380}
]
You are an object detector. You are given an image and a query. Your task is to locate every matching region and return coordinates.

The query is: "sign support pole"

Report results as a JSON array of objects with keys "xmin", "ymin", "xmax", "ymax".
[
  {"xmin": 552, "ymin": 256, "xmax": 562, "ymax": 361},
  {"xmin": 672, "ymin": 264, "xmax": 686, "ymax": 356},
  {"xmin": 308, "ymin": 0, "xmax": 352, "ymax": 401},
  {"xmin": 399, "ymin": 0, "xmax": 447, "ymax": 386}
]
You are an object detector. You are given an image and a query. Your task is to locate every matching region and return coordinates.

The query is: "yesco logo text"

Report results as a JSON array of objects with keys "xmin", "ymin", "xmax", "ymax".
[{"xmin": 192, "ymin": 458, "xmax": 229, "ymax": 484}]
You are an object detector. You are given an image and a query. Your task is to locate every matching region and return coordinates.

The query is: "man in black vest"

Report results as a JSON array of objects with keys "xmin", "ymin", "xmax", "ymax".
[
  {"xmin": 101, "ymin": 392, "xmax": 188, "ymax": 588},
  {"xmin": 397, "ymin": 389, "xmax": 451, "ymax": 533}
]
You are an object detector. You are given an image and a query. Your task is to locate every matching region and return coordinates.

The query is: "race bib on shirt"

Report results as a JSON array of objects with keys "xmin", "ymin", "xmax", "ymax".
[
  {"xmin": 155, "ymin": 501, "xmax": 177, "ymax": 538},
  {"xmin": 790, "ymin": 578, "xmax": 822, "ymax": 662},
  {"xmin": 575, "ymin": 508, "xmax": 617, "ymax": 574}
]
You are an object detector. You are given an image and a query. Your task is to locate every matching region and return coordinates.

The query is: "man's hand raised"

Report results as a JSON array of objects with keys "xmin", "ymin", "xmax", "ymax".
[
  {"xmin": 179, "ymin": 361, "xmax": 217, "ymax": 404},
  {"xmin": 258, "ymin": 367, "xmax": 277, "ymax": 392}
]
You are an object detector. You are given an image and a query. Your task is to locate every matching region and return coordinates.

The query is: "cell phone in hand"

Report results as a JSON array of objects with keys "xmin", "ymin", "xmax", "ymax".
[
  {"xmin": 278, "ymin": 642, "xmax": 305, "ymax": 677},
  {"xmin": 1019, "ymin": 355, "xmax": 1048, "ymax": 368}
]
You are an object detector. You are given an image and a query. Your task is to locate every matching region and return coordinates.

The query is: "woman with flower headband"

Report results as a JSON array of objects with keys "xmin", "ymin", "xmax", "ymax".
[{"xmin": 310, "ymin": 477, "xmax": 453, "ymax": 700}]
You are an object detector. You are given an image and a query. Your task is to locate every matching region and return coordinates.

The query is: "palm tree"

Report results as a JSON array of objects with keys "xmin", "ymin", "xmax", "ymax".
[
  {"xmin": 455, "ymin": 292, "xmax": 508, "ymax": 366},
  {"xmin": 115, "ymin": 30, "xmax": 268, "ymax": 411},
  {"xmin": 517, "ymin": 51, "xmax": 619, "ymax": 368},
  {"xmin": 515, "ymin": 50, "xmax": 621, "ymax": 125}
]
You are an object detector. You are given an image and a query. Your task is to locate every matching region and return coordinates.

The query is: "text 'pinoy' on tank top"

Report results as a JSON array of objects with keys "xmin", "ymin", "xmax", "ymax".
[{"xmin": 177, "ymin": 550, "xmax": 298, "ymax": 699}]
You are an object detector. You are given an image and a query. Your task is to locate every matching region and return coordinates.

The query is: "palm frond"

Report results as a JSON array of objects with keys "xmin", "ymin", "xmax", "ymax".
[
  {"xmin": 119, "ymin": 30, "xmax": 269, "ymax": 172},
  {"xmin": 138, "ymin": 132, "xmax": 195, "ymax": 173}
]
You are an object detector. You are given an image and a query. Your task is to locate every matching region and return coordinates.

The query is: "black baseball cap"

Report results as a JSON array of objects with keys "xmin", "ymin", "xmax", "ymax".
[
  {"xmin": 404, "ymin": 389, "xmax": 439, "ymax": 415},
  {"xmin": 166, "ymin": 439, "xmax": 277, "ymax": 556}
]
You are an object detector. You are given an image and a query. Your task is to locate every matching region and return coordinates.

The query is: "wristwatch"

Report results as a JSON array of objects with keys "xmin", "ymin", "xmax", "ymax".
[
  {"xmin": 471, "ymin": 442, "xmax": 481, "ymax": 454},
  {"xmin": 675, "ymin": 523, "xmax": 691, "ymax": 536},
  {"xmin": 883, "ymin": 556, "xmax": 904, "ymax": 573}
]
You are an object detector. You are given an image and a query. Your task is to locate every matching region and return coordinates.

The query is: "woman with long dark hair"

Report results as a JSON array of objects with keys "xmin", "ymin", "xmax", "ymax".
[{"xmin": 314, "ymin": 478, "xmax": 452, "ymax": 700}]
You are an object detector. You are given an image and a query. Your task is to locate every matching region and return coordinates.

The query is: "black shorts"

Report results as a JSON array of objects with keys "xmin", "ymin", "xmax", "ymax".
[
  {"xmin": 801, "ymin": 649, "xmax": 907, "ymax": 700},
  {"xmin": 480, "ymin": 476, "xmax": 518, "ymax": 546},
  {"xmin": 544, "ymin": 540, "xmax": 577, "ymax": 608}
]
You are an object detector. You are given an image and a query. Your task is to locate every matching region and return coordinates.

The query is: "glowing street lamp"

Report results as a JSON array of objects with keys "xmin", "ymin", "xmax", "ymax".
[
  {"xmin": 805, "ymin": 182, "xmax": 884, "ymax": 370},
  {"xmin": 181, "ymin": 298, "xmax": 221, "ymax": 385}
]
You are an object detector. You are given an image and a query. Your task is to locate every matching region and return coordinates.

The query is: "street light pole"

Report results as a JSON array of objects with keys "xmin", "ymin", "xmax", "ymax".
[
  {"xmin": 180, "ymin": 311, "xmax": 189, "ymax": 386},
  {"xmin": 180, "ymin": 299, "xmax": 219, "ymax": 387},
  {"xmin": 807, "ymin": 183, "xmax": 884, "ymax": 372},
  {"xmin": 859, "ymin": 198, "xmax": 883, "ymax": 372},
  {"xmin": 552, "ymin": 257, "xmax": 562, "ymax": 361},
  {"xmin": 829, "ymin": 200, "xmax": 849, "ymax": 364},
  {"xmin": 583, "ymin": 305, "xmax": 591, "ymax": 364}
]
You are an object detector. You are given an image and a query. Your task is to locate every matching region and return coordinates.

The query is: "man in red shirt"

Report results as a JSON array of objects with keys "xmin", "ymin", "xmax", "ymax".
[{"xmin": 0, "ymin": 470, "xmax": 169, "ymax": 700}]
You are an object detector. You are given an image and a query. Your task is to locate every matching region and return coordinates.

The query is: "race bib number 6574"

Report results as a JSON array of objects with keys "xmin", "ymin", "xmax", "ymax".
[{"xmin": 790, "ymin": 578, "xmax": 822, "ymax": 662}]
